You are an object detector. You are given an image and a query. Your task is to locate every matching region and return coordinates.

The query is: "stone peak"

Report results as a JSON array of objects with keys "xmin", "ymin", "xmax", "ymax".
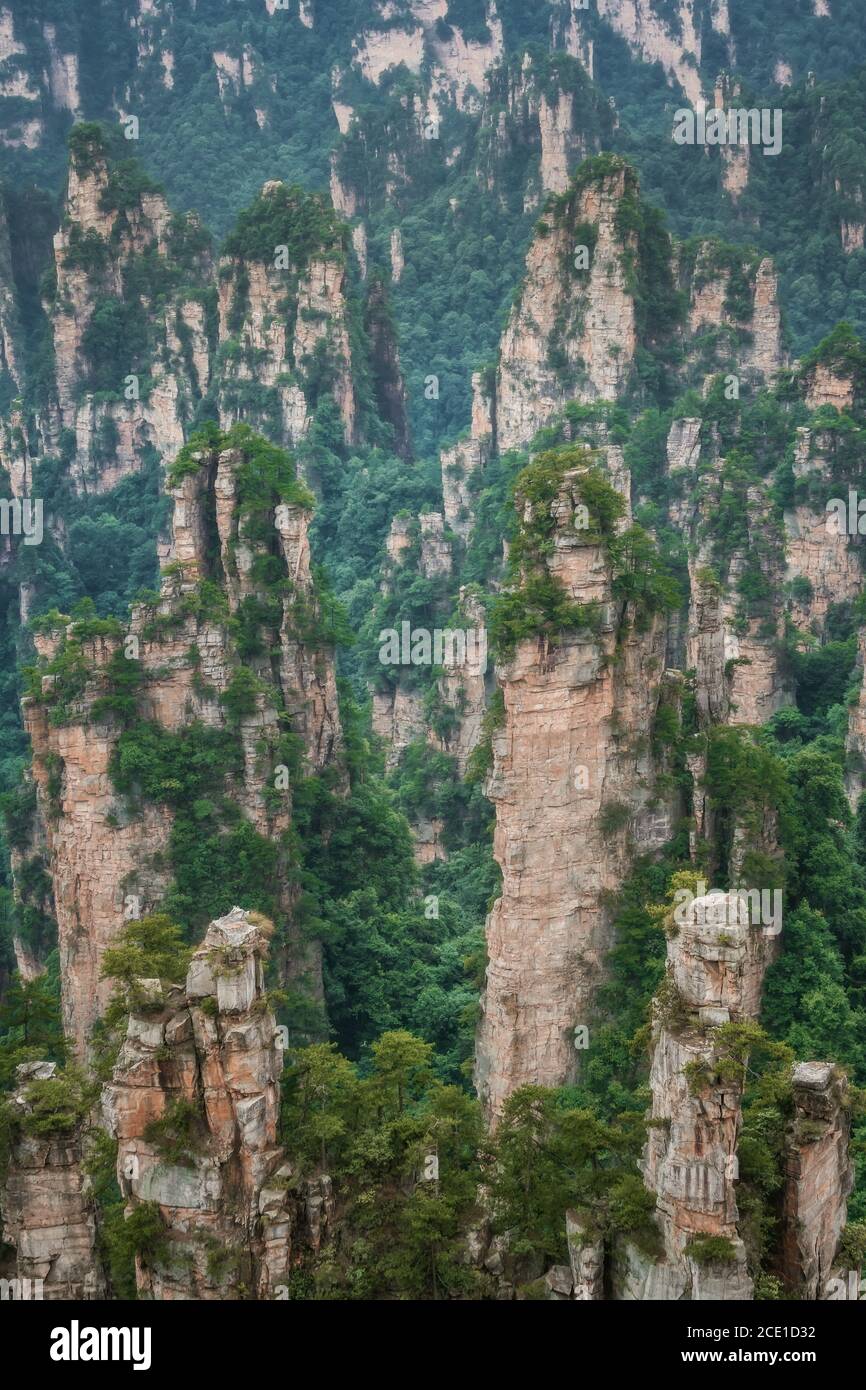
[
  {"xmin": 792, "ymin": 1060, "xmax": 837, "ymax": 1091},
  {"xmin": 198, "ymin": 905, "xmax": 268, "ymax": 951},
  {"xmin": 15, "ymin": 1059, "xmax": 57, "ymax": 1085}
]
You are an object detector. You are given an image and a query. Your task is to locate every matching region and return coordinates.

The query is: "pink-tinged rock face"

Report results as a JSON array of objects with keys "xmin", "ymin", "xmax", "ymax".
[
  {"xmin": 22, "ymin": 434, "xmax": 343, "ymax": 1058},
  {"xmin": 3, "ymin": 1061, "xmax": 106, "ymax": 1299},
  {"xmin": 781, "ymin": 1063, "xmax": 854, "ymax": 1299},
  {"xmin": 104, "ymin": 908, "xmax": 296, "ymax": 1300},
  {"xmin": 476, "ymin": 460, "xmax": 675, "ymax": 1119},
  {"xmin": 496, "ymin": 169, "xmax": 638, "ymax": 453},
  {"xmin": 622, "ymin": 884, "xmax": 778, "ymax": 1300}
]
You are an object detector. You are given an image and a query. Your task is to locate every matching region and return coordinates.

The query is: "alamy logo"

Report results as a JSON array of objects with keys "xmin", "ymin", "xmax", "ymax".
[
  {"xmin": 0, "ymin": 497, "xmax": 43, "ymax": 545},
  {"xmin": 0, "ymin": 1276, "xmax": 43, "ymax": 1300},
  {"xmin": 825, "ymin": 1271, "xmax": 866, "ymax": 1301},
  {"xmin": 673, "ymin": 880, "xmax": 783, "ymax": 937},
  {"xmin": 378, "ymin": 623, "xmax": 487, "ymax": 675},
  {"xmin": 673, "ymin": 106, "xmax": 782, "ymax": 157},
  {"xmin": 826, "ymin": 491, "xmax": 866, "ymax": 535},
  {"xmin": 49, "ymin": 1321, "xmax": 151, "ymax": 1371}
]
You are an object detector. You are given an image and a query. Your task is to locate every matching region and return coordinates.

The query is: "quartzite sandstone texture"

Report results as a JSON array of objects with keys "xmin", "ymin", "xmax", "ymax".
[
  {"xmin": 780, "ymin": 1061, "xmax": 854, "ymax": 1299},
  {"xmin": 3, "ymin": 1060, "xmax": 105, "ymax": 1299},
  {"xmin": 23, "ymin": 437, "xmax": 341, "ymax": 1056},
  {"xmin": 103, "ymin": 908, "xmax": 295, "ymax": 1300},
  {"xmin": 475, "ymin": 455, "xmax": 677, "ymax": 1118},
  {"xmin": 619, "ymin": 891, "xmax": 777, "ymax": 1300}
]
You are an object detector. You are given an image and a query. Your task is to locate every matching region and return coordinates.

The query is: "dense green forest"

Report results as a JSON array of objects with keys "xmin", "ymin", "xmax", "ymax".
[{"xmin": 5, "ymin": 0, "xmax": 866, "ymax": 454}]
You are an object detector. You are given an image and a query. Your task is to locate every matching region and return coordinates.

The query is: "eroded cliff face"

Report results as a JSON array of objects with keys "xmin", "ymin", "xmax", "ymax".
[
  {"xmin": 667, "ymin": 420, "xmax": 793, "ymax": 730},
  {"xmin": 0, "ymin": 7, "xmax": 79, "ymax": 151},
  {"xmin": 682, "ymin": 245, "xmax": 784, "ymax": 388},
  {"xmin": 475, "ymin": 453, "xmax": 678, "ymax": 1118},
  {"xmin": 3, "ymin": 1060, "xmax": 104, "ymax": 1299},
  {"xmin": 43, "ymin": 133, "xmax": 206, "ymax": 495},
  {"xmin": 785, "ymin": 423, "xmax": 862, "ymax": 640},
  {"xmin": 0, "ymin": 141, "xmax": 366, "ymax": 526},
  {"xmin": 370, "ymin": 500, "xmax": 490, "ymax": 795},
  {"xmin": 665, "ymin": 351, "xmax": 866, "ymax": 747},
  {"xmin": 351, "ymin": 0, "xmax": 505, "ymax": 112},
  {"xmin": 618, "ymin": 891, "xmax": 777, "ymax": 1301},
  {"xmin": 24, "ymin": 619, "xmax": 176, "ymax": 1055},
  {"xmin": 217, "ymin": 184, "xmax": 358, "ymax": 450},
  {"xmin": 466, "ymin": 162, "xmax": 794, "ymax": 1120},
  {"xmin": 103, "ymin": 908, "xmax": 295, "ymax": 1300},
  {"xmin": 492, "ymin": 161, "xmax": 784, "ymax": 455},
  {"xmin": 787, "ymin": 354, "xmax": 866, "ymax": 808},
  {"xmin": 496, "ymin": 162, "xmax": 638, "ymax": 451},
  {"xmin": 781, "ymin": 1061, "xmax": 854, "ymax": 1299},
  {"xmin": 438, "ymin": 370, "xmax": 495, "ymax": 543},
  {"xmin": 23, "ymin": 429, "xmax": 342, "ymax": 1056},
  {"xmin": 473, "ymin": 49, "xmax": 611, "ymax": 208},
  {"xmin": 612, "ymin": 897, "xmax": 858, "ymax": 1303},
  {"xmin": 594, "ymin": 0, "xmax": 730, "ymax": 107}
]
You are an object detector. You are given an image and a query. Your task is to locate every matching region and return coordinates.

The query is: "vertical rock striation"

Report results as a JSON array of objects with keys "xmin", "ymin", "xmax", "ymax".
[
  {"xmin": 3, "ymin": 1060, "xmax": 104, "ymax": 1299},
  {"xmin": 619, "ymin": 891, "xmax": 776, "ymax": 1300},
  {"xmin": 22, "ymin": 429, "xmax": 342, "ymax": 1056},
  {"xmin": 103, "ymin": 908, "xmax": 295, "ymax": 1300},
  {"xmin": 780, "ymin": 1061, "xmax": 854, "ymax": 1299},
  {"xmin": 475, "ymin": 452, "xmax": 676, "ymax": 1117}
]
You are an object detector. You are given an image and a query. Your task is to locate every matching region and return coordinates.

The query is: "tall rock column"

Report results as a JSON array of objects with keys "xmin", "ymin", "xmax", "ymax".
[
  {"xmin": 780, "ymin": 1062, "xmax": 854, "ymax": 1299},
  {"xmin": 495, "ymin": 159, "xmax": 639, "ymax": 451},
  {"xmin": 21, "ymin": 427, "xmax": 343, "ymax": 1057},
  {"xmin": 2, "ymin": 1061, "xmax": 105, "ymax": 1300},
  {"xmin": 103, "ymin": 908, "xmax": 295, "ymax": 1300},
  {"xmin": 475, "ymin": 450, "xmax": 676, "ymax": 1119},
  {"xmin": 618, "ymin": 891, "xmax": 776, "ymax": 1300}
]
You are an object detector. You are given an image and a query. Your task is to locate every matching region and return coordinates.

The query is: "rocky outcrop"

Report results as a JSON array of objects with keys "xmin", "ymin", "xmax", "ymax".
[
  {"xmin": 740, "ymin": 260, "xmax": 784, "ymax": 382},
  {"xmin": 496, "ymin": 160, "xmax": 638, "ymax": 450},
  {"xmin": 804, "ymin": 361, "xmax": 855, "ymax": 413},
  {"xmin": 1, "ymin": 143, "xmax": 197, "ymax": 499},
  {"xmin": 549, "ymin": 1, "xmax": 595, "ymax": 75},
  {"xmin": 434, "ymin": 587, "xmax": 490, "ymax": 774},
  {"xmin": 0, "ymin": 7, "xmax": 43, "ymax": 149},
  {"xmin": 0, "ymin": 9, "xmax": 83, "ymax": 147},
  {"xmin": 595, "ymin": 0, "xmax": 714, "ymax": 107},
  {"xmin": 352, "ymin": 1, "xmax": 504, "ymax": 113},
  {"xmin": 684, "ymin": 246, "xmax": 783, "ymax": 386},
  {"xmin": 476, "ymin": 451, "xmax": 678, "ymax": 1118},
  {"xmin": 785, "ymin": 425, "xmax": 862, "ymax": 640},
  {"xmin": 780, "ymin": 1062, "xmax": 854, "ymax": 1299},
  {"xmin": 618, "ymin": 891, "xmax": 777, "ymax": 1300},
  {"xmin": 493, "ymin": 161, "xmax": 784, "ymax": 455},
  {"xmin": 45, "ymin": 130, "xmax": 202, "ymax": 491},
  {"xmin": 23, "ymin": 624, "xmax": 174, "ymax": 1054},
  {"xmin": 371, "ymin": 551, "xmax": 487, "ymax": 782},
  {"xmin": 440, "ymin": 371, "xmax": 494, "ymax": 540},
  {"xmin": 472, "ymin": 47, "xmax": 613, "ymax": 211},
  {"xmin": 567, "ymin": 1209, "xmax": 605, "ymax": 1300},
  {"xmin": 217, "ymin": 184, "xmax": 357, "ymax": 448},
  {"xmin": 371, "ymin": 685, "xmax": 426, "ymax": 771},
  {"xmin": 103, "ymin": 908, "xmax": 295, "ymax": 1300},
  {"xmin": 23, "ymin": 429, "xmax": 342, "ymax": 1056},
  {"xmin": 2, "ymin": 1060, "xmax": 105, "ymax": 1300},
  {"xmin": 714, "ymin": 76, "xmax": 750, "ymax": 202},
  {"xmin": 537, "ymin": 90, "xmax": 578, "ymax": 194},
  {"xmin": 667, "ymin": 420, "xmax": 792, "ymax": 730},
  {"xmin": 1, "ymin": 144, "xmax": 365, "ymax": 519}
]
